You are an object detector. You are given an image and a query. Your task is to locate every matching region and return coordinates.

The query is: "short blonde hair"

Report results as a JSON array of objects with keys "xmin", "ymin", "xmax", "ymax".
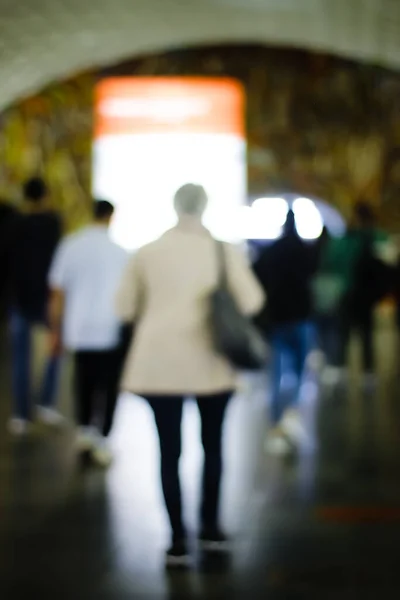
[{"xmin": 174, "ymin": 184, "xmax": 208, "ymax": 217}]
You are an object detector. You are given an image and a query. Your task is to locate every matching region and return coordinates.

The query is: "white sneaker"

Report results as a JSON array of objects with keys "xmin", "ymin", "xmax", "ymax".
[
  {"xmin": 265, "ymin": 430, "xmax": 292, "ymax": 455},
  {"xmin": 281, "ymin": 409, "xmax": 308, "ymax": 446},
  {"xmin": 8, "ymin": 418, "xmax": 29, "ymax": 436},
  {"xmin": 321, "ymin": 366, "xmax": 346, "ymax": 387},
  {"xmin": 307, "ymin": 350, "xmax": 326, "ymax": 372},
  {"xmin": 91, "ymin": 438, "xmax": 113, "ymax": 468},
  {"xmin": 37, "ymin": 407, "xmax": 66, "ymax": 427},
  {"xmin": 76, "ymin": 426, "xmax": 98, "ymax": 452}
]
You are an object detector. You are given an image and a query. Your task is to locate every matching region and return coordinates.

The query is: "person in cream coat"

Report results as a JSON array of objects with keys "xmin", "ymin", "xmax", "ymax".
[{"xmin": 116, "ymin": 183, "xmax": 265, "ymax": 567}]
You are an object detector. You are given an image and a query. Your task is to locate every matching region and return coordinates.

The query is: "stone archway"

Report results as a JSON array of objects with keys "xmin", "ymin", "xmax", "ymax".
[{"xmin": 0, "ymin": 0, "xmax": 400, "ymax": 109}]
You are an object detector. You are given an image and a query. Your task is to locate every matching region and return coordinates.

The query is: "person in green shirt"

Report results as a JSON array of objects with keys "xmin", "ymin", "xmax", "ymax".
[{"xmin": 314, "ymin": 202, "xmax": 393, "ymax": 383}]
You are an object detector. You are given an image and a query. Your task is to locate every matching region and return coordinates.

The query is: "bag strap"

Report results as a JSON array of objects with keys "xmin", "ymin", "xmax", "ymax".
[{"xmin": 216, "ymin": 240, "xmax": 228, "ymax": 290}]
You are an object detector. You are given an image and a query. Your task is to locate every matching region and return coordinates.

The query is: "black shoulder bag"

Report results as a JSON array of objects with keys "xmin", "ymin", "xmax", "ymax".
[{"xmin": 210, "ymin": 241, "xmax": 267, "ymax": 370}]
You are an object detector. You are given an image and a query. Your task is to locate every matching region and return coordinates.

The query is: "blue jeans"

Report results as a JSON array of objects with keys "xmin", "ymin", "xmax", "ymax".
[
  {"xmin": 269, "ymin": 321, "xmax": 314, "ymax": 425},
  {"xmin": 10, "ymin": 310, "xmax": 60, "ymax": 420}
]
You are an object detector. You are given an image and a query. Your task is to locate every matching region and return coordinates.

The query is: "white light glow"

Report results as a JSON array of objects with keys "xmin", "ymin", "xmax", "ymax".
[
  {"xmin": 293, "ymin": 197, "xmax": 323, "ymax": 239},
  {"xmin": 93, "ymin": 78, "xmax": 246, "ymax": 250},
  {"xmin": 94, "ymin": 134, "xmax": 246, "ymax": 250},
  {"xmin": 233, "ymin": 196, "xmax": 325, "ymax": 240},
  {"xmin": 238, "ymin": 197, "xmax": 288, "ymax": 239}
]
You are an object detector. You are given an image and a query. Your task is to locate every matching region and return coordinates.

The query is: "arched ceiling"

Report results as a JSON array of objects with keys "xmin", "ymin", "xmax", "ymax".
[{"xmin": 1, "ymin": 0, "xmax": 400, "ymax": 109}]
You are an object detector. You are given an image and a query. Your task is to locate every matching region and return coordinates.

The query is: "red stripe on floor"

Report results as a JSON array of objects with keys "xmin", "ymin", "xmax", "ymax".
[{"xmin": 316, "ymin": 506, "xmax": 400, "ymax": 523}]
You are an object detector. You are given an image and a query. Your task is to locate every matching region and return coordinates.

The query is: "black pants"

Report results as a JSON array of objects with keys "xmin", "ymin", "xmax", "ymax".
[
  {"xmin": 340, "ymin": 305, "xmax": 374, "ymax": 372},
  {"xmin": 144, "ymin": 392, "xmax": 232, "ymax": 541},
  {"xmin": 317, "ymin": 315, "xmax": 342, "ymax": 367},
  {"xmin": 74, "ymin": 349, "xmax": 123, "ymax": 437}
]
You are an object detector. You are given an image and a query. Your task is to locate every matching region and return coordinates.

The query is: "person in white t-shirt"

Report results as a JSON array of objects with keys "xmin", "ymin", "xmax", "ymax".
[{"xmin": 48, "ymin": 200, "xmax": 128, "ymax": 466}]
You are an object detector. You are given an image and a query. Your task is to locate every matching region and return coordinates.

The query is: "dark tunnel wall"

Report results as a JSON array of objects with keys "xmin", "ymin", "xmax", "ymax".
[{"xmin": 1, "ymin": 45, "xmax": 400, "ymax": 231}]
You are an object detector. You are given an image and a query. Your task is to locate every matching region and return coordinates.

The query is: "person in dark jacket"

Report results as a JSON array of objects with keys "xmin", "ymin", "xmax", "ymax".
[
  {"xmin": 6, "ymin": 178, "xmax": 63, "ymax": 434},
  {"xmin": 253, "ymin": 210, "xmax": 316, "ymax": 453},
  {"xmin": 0, "ymin": 201, "xmax": 18, "ymax": 320},
  {"xmin": 342, "ymin": 203, "xmax": 391, "ymax": 381}
]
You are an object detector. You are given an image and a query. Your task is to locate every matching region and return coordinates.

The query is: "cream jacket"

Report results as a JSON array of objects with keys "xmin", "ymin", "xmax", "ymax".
[{"xmin": 116, "ymin": 219, "xmax": 265, "ymax": 396}]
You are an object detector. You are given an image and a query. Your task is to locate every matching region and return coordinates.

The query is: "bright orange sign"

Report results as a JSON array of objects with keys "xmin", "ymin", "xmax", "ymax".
[{"xmin": 95, "ymin": 77, "xmax": 245, "ymax": 138}]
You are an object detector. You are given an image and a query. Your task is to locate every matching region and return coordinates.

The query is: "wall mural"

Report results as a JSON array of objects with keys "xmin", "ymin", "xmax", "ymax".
[
  {"xmin": 1, "ymin": 45, "xmax": 400, "ymax": 230},
  {"xmin": 0, "ymin": 74, "xmax": 94, "ymax": 231}
]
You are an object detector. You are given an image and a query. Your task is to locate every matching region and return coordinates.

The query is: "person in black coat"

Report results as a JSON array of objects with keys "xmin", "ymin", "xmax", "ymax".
[
  {"xmin": 253, "ymin": 210, "xmax": 316, "ymax": 453},
  {"xmin": 0, "ymin": 201, "xmax": 18, "ymax": 319},
  {"xmin": 5, "ymin": 178, "xmax": 63, "ymax": 434}
]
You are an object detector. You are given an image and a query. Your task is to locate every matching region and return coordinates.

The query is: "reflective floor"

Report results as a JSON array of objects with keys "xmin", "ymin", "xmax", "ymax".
[{"xmin": 0, "ymin": 321, "xmax": 400, "ymax": 598}]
